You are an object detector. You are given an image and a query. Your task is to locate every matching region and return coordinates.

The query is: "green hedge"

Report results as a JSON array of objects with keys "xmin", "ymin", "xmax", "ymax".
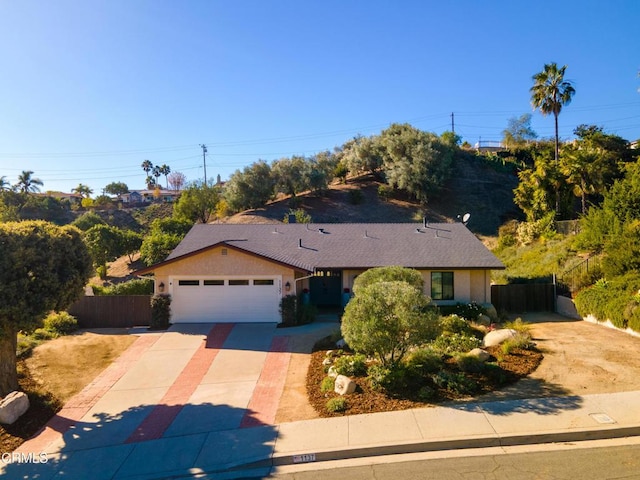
[
  {"xmin": 574, "ymin": 271, "xmax": 640, "ymax": 332},
  {"xmin": 92, "ymin": 278, "xmax": 154, "ymax": 295}
]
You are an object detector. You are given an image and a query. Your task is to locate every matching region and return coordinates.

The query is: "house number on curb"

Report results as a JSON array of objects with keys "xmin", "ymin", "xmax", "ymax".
[{"xmin": 292, "ymin": 454, "xmax": 317, "ymax": 464}]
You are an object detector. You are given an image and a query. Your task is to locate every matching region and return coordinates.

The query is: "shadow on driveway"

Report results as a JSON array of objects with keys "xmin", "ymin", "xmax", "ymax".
[{"xmin": 4, "ymin": 403, "xmax": 277, "ymax": 479}]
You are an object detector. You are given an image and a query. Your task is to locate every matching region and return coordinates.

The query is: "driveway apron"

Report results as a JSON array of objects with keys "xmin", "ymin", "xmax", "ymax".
[{"xmin": 10, "ymin": 322, "xmax": 288, "ymax": 479}]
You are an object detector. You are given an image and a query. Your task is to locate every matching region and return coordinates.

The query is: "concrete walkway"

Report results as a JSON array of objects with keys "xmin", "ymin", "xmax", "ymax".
[{"xmin": 4, "ymin": 322, "xmax": 640, "ymax": 479}]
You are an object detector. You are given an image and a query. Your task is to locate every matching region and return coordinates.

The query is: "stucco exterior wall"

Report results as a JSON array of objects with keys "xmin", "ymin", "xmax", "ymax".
[
  {"xmin": 152, "ymin": 246, "xmax": 297, "ymax": 296},
  {"xmin": 343, "ymin": 268, "xmax": 492, "ymax": 306}
]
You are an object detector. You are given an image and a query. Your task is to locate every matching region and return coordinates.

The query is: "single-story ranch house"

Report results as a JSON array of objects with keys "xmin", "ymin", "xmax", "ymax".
[{"xmin": 136, "ymin": 222, "xmax": 505, "ymax": 323}]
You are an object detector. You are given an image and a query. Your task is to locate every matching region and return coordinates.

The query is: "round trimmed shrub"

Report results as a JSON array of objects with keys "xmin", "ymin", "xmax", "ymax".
[
  {"xmin": 326, "ymin": 397, "xmax": 348, "ymax": 413},
  {"xmin": 43, "ymin": 312, "xmax": 78, "ymax": 335}
]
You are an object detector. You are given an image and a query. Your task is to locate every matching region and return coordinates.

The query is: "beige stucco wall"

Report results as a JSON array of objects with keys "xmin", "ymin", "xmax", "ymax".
[
  {"xmin": 342, "ymin": 268, "xmax": 493, "ymax": 306},
  {"xmin": 152, "ymin": 246, "xmax": 297, "ymax": 296}
]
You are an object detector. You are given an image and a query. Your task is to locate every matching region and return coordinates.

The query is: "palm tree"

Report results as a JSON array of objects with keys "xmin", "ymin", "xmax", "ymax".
[
  {"xmin": 159, "ymin": 164, "xmax": 171, "ymax": 189},
  {"xmin": 530, "ymin": 63, "xmax": 576, "ymax": 162},
  {"xmin": 15, "ymin": 170, "xmax": 44, "ymax": 193},
  {"xmin": 72, "ymin": 183, "xmax": 93, "ymax": 198},
  {"xmin": 141, "ymin": 160, "xmax": 153, "ymax": 185},
  {"xmin": 0, "ymin": 176, "xmax": 11, "ymax": 191},
  {"xmin": 152, "ymin": 165, "xmax": 162, "ymax": 188}
]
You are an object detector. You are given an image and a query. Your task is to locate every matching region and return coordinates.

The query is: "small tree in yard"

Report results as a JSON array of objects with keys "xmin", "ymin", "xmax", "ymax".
[
  {"xmin": 352, "ymin": 265, "xmax": 424, "ymax": 295},
  {"xmin": 341, "ymin": 281, "xmax": 440, "ymax": 367},
  {"xmin": 0, "ymin": 221, "xmax": 92, "ymax": 396}
]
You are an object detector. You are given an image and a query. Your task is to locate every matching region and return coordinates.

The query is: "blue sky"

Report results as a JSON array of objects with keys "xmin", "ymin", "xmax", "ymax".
[{"xmin": 1, "ymin": 0, "xmax": 639, "ymax": 194}]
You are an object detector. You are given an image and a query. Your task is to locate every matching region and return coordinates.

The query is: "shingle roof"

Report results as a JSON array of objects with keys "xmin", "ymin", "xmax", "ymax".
[{"xmin": 152, "ymin": 222, "xmax": 504, "ymax": 273}]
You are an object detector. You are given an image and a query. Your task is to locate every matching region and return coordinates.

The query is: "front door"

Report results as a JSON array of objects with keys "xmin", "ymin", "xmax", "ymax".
[{"xmin": 310, "ymin": 270, "xmax": 342, "ymax": 307}]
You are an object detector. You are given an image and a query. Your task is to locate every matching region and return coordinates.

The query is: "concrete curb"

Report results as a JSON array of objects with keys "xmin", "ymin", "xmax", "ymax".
[{"xmin": 264, "ymin": 424, "xmax": 640, "ymax": 469}]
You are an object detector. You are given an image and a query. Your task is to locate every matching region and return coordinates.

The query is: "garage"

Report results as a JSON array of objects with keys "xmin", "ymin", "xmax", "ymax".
[{"xmin": 169, "ymin": 276, "xmax": 282, "ymax": 323}]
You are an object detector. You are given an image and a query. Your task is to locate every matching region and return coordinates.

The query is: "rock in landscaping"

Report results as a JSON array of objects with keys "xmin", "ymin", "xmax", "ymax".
[
  {"xmin": 334, "ymin": 375, "xmax": 356, "ymax": 395},
  {"xmin": 327, "ymin": 366, "xmax": 338, "ymax": 378},
  {"xmin": 483, "ymin": 329, "xmax": 517, "ymax": 347},
  {"xmin": 468, "ymin": 348, "xmax": 490, "ymax": 362},
  {"xmin": 0, "ymin": 391, "xmax": 30, "ymax": 425},
  {"xmin": 477, "ymin": 314, "xmax": 492, "ymax": 326},
  {"xmin": 322, "ymin": 357, "xmax": 333, "ymax": 366},
  {"xmin": 325, "ymin": 350, "xmax": 335, "ymax": 357},
  {"xmin": 336, "ymin": 338, "xmax": 347, "ymax": 348}
]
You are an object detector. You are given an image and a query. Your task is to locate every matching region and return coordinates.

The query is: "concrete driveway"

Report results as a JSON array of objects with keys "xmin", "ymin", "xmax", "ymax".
[{"xmin": 10, "ymin": 322, "xmax": 336, "ymax": 479}]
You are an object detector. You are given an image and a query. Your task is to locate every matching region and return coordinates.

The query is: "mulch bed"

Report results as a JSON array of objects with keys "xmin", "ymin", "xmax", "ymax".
[
  {"xmin": 306, "ymin": 346, "xmax": 543, "ymax": 417},
  {"xmin": 0, "ymin": 360, "xmax": 61, "ymax": 453}
]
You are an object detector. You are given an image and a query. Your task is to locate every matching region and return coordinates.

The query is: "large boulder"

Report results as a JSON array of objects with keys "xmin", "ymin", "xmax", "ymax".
[
  {"xmin": 476, "ymin": 314, "xmax": 492, "ymax": 327},
  {"xmin": 334, "ymin": 375, "xmax": 357, "ymax": 395},
  {"xmin": 0, "ymin": 391, "xmax": 30, "ymax": 425},
  {"xmin": 482, "ymin": 329, "xmax": 517, "ymax": 347}
]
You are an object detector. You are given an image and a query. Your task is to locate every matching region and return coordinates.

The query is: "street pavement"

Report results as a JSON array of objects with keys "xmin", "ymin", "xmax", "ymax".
[{"xmin": 3, "ymin": 320, "xmax": 640, "ymax": 479}]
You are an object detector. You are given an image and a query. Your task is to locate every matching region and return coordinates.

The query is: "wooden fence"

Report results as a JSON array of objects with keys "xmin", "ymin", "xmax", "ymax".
[
  {"xmin": 68, "ymin": 295, "xmax": 152, "ymax": 329},
  {"xmin": 491, "ymin": 284, "xmax": 555, "ymax": 313}
]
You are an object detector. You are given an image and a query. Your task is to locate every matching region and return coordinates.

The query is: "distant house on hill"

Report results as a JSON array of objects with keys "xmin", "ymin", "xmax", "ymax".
[
  {"xmin": 119, "ymin": 189, "xmax": 181, "ymax": 205},
  {"xmin": 35, "ymin": 191, "xmax": 84, "ymax": 204},
  {"xmin": 474, "ymin": 140, "xmax": 506, "ymax": 153}
]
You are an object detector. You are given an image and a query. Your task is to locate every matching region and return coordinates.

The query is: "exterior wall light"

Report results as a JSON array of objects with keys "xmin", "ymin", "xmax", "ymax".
[
  {"xmin": 285, "ymin": 281, "xmax": 291, "ymax": 292},
  {"xmin": 158, "ymin": 282, "xmax": 165, "ymax": 293}
]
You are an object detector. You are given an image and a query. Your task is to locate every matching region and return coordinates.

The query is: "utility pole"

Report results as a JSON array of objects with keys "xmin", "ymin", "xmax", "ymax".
[
  {"xmin": 200, "ymin": 144, "xmax": 208, "ymax": 185},
  {"xmin": 451, "ymin": 112, "xmax": 455, "ymax": 134}
]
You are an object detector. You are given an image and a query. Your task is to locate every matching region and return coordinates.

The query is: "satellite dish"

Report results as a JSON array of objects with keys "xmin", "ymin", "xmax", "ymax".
[{"xmin": 462, "ymin": 213, "xmax": 471, "ymax": 224}]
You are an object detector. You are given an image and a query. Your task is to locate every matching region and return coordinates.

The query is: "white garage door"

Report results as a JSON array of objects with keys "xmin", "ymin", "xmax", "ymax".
[{"xmin": 170, "ymin": 276, "xmax": 281, "ymax": 323}]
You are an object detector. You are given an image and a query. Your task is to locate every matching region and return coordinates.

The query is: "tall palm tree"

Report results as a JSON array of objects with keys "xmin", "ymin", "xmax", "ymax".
[
  {"xmin": 72, "ymin": 183, "xmax": 93, "ymax": 198},
  {"xmin": 152, "ymin": 165, "xmax": 162, "ymax": 188},
  {"xmin": 15, "ymin": 170, "xmax": 44, "ymax": 193},
  {"xmin": 141, "ymin": 160, "xmax": 153, "ymax": 185},
  {"xmin": 159, "ymin": 164, "xmax": 171, "ymax": 189},
  {"xmin": 530, "ymin": 63, "xmax": 576, "ymax": 162}
]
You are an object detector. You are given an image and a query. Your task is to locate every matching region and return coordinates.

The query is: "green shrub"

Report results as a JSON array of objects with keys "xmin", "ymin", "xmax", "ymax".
[
  {"xmin": 431, "ymin": 370, "xmax": 478, "ymax": 395},
  {"xmin": 453, "ymin": 302, "xmax": 486, "ymax": 321},
  {"xmin": 378, "ymin": 184, "xmax": 393, "ymax": 201},
  {"xmin": 405, "ymin": 348, "xmax": 443, "ymax": 374},
  {"xmin": 367, "ymin": 363, "xmax": 422, "ymax": 392},
  {"xmin": 17, "ymin": 334, "xmax": 40, "ymax": 358},
  {"xmin": 430, "ymin": 333, "xmax": 481, "ymax": 355},
  {"xmin": 503, "ymin": 317, "xmax": 531, "ymax": 335},
  {"xmin": 96, "ymin": 265, "xmax": 108, "ymax": 279},
  {"xmin": 342, "ymin": 280, "xmax": 440, "ymax": 366},
  {"xmin": 352, "ymin": 266, "xmax": 424, "ymax": 295},
  {"xmin": 440, "ymin": 314, "xmax": 473, "ymax": 335},
  {"xmin": 501, "ymin": 334, "xmax": 534, "ymax": 355},
  {"xmin": 280, "ymin": 295, "xmax": 317, "ymax": 326},
  {"xmin": 92, "ymin": 278, "xmax": 154, "ymax": 295},
  {"xmin": 326, "ymin": 397, "xmax": 348, "ymax": 413},
  {"xmin": 417, "ymin": 385, "xmax": 437, "ymax": 401},
  {"xmin": 32, "ymin": 328, "xmax": 58, "ymax": 341},
  {"xmin": 150, "ymin": 294, "xmax": 171, "ymax": 330},
  {"xmin": 455, "ymin": 353, "xmax": 486, "ymax": 373},
  {"xmin": 333, "ymin": 354, "xmax": 368, "ymax": 377},
  {"xmin": 574, "ymin": 271, "xmax": 640, "ymax": 331},
  {"xmin": 320, "ymin": 376, "xmax": 335, "ymax": 393},
  {"xmin": 43, "ymin": 312, "xmax": 78, "ymax": 335},
  {"xmin": 279, "ymin": 294, "xmax": 297, "ymax": 325}
]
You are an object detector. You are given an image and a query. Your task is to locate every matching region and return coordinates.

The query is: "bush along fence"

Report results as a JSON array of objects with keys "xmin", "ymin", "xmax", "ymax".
[
  {"xmin": 573, "ymin": 273, "xmax": 640, "ymax": 334},
  {"xmin": 68, "ymin": 295, "xmax": 152, "ymax": 328}
]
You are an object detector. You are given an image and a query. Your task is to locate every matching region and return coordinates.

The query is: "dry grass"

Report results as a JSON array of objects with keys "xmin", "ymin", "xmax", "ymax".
[
  {"xmin": 25, "ymin": 332, "xmax": 135, "ymax": 403},
  {"xmin": 1, "ymin": 331, "xmax": 135, "ymax": 452}
]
